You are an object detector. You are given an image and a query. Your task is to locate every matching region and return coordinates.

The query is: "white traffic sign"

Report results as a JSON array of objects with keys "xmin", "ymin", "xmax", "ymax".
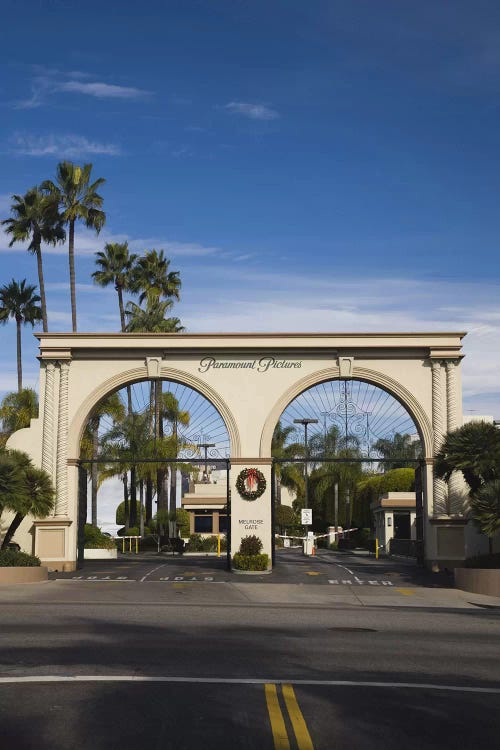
[{"xmin": 301, "ymin": 508, "xmax": 313, "ymax": 525}]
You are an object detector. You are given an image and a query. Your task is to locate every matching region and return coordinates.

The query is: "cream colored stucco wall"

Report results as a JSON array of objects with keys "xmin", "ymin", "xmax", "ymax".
[{"xmin": 5, "ymin": 331, "xmax": 466, "ymax": 568}]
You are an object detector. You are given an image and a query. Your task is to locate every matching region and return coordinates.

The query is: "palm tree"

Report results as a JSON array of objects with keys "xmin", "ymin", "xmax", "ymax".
[
  {"xmin": 271, "ymin": 421, "xmax": 303, "ymax": 505},
  {"xmin": 0, "ymin": 280, "xmax": 42, "ymax": 391},
  {"xmin": 435, "ymin": 422, "xmax": 500, "ymax": 496},
  {"xmin": 0, "ymin": 389, "xmax": 39, "ymax": 446},
  {"xmin": 84, "ymin": 393, "xmax": 126, "ymax": 527},
  {"xmin": 92, "ymin": 242, "xmax": 137, "ymax": 331},
  {"xmin": 471, "ymin": 480, "xmax": 500, "ymax": 553},
  {"xmin": 125, "ymin": 298, "xmax": 184, "ymax": 333},
  {"xmin": 42, "ymin": 162, "xmax": 106, "ymax": 332},
  {"xmin": 372, "ymin": 432, "xmax": 422, "ymax": 469},
  {"xmin": 1, "ymin": 188, "xmax": 65, "ymax": 332},
  {"xmin": 130, "ymin": 249, "xmax": 181, "ymax": 306},
  {"xmin": 161, "ymin": 392, "xmax": 190, "ymax": 523},
  {"xmin": 0, "ymin": 449, "xmax": 55, "ymax": 549},
  {"xmin": 100, "ymin": 412, "xmax": 152, "ymax": 530}
]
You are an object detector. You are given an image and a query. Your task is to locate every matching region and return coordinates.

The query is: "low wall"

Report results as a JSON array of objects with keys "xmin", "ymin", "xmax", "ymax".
[
  {"xmin": 0, "ymin": 567, "xmax": 48, "ymax": 584},
  {"xmin": 84, "ymin": 548, "xmax": 118, "ymax": 560},
  {"xmin": 455, "ymin": 568, "xmax": 500, "ymax": 598}
]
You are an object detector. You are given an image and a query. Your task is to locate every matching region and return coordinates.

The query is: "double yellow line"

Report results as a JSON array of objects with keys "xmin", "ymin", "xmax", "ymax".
[{"xmin": 265, "ymin": 683, "xmax": 314, "ymax": 750}]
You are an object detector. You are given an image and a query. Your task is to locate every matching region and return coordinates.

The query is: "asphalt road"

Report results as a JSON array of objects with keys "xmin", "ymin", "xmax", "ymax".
[{"xmin": 1, "ymin": 550, "xmax": 499, "ymax": 749}]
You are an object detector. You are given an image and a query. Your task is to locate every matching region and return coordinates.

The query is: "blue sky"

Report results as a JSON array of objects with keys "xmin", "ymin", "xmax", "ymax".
[{"xmin": 0, "ymin": 0, "xmax": 499, "ymax": 418}]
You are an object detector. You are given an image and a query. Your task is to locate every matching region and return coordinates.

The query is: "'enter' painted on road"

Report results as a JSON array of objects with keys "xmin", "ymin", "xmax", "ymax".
[{"xmin": 328, "ymin": 579, "xmax": 394, "ymax": 586}]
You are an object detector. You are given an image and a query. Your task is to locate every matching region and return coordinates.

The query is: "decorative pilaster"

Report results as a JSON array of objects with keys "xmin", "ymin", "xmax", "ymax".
[
  {"xmin": 446, "ymin": 360, "xmax": 462, "ymax": 513},
  {"xmin": 55, "ymin": 360, "xmax": 70, "ymax": 516},
  {"xmin": 431, "ymin": 360, "xmax": 447, "ymax": 514},
  {"xmin": 41, "ymin": 361, "xmax": 56, "ymax": 480}
]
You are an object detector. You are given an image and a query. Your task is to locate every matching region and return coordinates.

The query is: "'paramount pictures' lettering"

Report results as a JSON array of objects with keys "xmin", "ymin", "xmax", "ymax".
[{"xmin": 199, "ymin": 356, "xmax": 302, "ymax": 374}]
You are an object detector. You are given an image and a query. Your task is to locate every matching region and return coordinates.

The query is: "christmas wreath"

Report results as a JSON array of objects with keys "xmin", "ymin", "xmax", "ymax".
[{"xmin": 236, "ymin": 468, "xmax": 267, "ymax": 500}]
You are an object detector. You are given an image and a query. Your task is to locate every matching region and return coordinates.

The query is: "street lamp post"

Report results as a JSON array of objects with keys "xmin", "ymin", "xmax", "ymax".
[
  {"xmin": 198, "ymin": 442, "xmax": 215, "ymax": 482},
  {"xmin": 293, "ymin": 418, "xmax": 319, "ymax": 508}
]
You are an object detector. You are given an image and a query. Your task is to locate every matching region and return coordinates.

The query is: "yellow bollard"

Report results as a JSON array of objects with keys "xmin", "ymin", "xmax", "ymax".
[
  {"xmin": 217, "ymin": 533, "xmax": 221, "ymax": 557},
  {"xmin": 375, "ymin": 537, "xmax": 379, "ymax": 560}
]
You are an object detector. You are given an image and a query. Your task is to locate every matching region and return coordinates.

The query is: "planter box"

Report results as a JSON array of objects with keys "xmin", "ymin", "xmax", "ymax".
[
  {"xmin": 0, "ymin": 566, "xmax": 48, "ymax": 584},
  {"xmin": 455, "ymin": 568, "xmax": 500, "ymax": 598},
  {"xmin": 84, "ymin": 548, "xmax": 117, "ymax": 560}
]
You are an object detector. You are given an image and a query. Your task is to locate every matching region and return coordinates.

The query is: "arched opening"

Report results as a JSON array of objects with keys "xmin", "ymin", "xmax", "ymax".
[
  {"xmin": 77, "ymin": 377, "xmax": 231, "ymax": 572},
  {"xmin": 270, "ymin": 377, "xmax": 424, "ymax": 566}
]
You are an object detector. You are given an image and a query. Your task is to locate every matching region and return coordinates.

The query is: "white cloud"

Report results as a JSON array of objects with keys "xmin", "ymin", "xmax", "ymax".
[
  {"xmin": 223, "ymin": 102, "xmax": 279, "ymax": 120},
  {"xmin": 13, "ymin": 68, "xmax": 151, "ymax": 109},
  {"xmin": 57, "ymin": 81, "xmax": 151, "ymax": 100},
  {"xmin": 9, "ymin": 133, "xmax": 121, "ymax": 158}
]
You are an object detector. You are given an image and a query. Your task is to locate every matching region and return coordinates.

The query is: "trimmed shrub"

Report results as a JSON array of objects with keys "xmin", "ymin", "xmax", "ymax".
[
  {"xmin": 84, "ymin": 524, "xmax": 117, "ymax": 550},
  {"xmin": 232, "ymin": 553, "xmax": 269, "ymax": 571},
  {"xmin": 0, "ymin": 549, "xmax": 41, "ymax": 567},
  {"xmin": 176, "ymin": 508, "xmax": 191, "ymax": 538},
  {"xmin": 186, "ymin": 534, "xmax": 227, "ymax": 552},
  {"xmin": 239, "ymin": 535, "xmax": 263, "ymax": 556}
]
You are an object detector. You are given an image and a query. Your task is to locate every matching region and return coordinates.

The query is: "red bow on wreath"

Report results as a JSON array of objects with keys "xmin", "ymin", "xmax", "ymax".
[{"xmin": 246, "ymin": 469, "xmax": 258, "ymax": 491}]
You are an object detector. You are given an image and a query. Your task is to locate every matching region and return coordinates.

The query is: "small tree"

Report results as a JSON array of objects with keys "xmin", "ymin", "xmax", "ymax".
[
  {"xmin": 470, "ymin": 480, "xmax": 500, "ymax": 554},
  {"xmin": 0, "ymin": 449, "xmax": 55, "ymax": 549},
  {"xmin": 275, "ymin": 504, "xmax": 296, "ymax": 534}
]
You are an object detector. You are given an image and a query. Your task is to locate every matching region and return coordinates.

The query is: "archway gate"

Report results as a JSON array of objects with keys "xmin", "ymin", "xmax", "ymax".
[{"xmin": 7, "ymin": 331, "xmax": 466, "ymax": 571}]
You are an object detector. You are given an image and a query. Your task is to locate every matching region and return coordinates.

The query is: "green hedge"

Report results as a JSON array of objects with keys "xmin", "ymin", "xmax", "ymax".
[
  {"xmin": 186, "ymin": 534, "xmax": 227, "ymax": 552},
  {"xmin": 0, "ymin": 549, "xmax": 41, "ymax": 567},
  {"xmin": 84, "ymin": 524, "xmax": 116, "ymax": 550},
  {"xmin": 232, "ymin": 553, "xmax": 269, "ymax": 571}
]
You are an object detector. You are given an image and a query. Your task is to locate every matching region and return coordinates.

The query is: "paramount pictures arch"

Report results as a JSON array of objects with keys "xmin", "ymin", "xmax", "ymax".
[{"xmin": 8, "ymin": 331, "xmax": 468, "ymax": 572}]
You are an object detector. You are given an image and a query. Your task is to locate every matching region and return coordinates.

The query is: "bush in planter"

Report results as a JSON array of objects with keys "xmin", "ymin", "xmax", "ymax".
[
  {"xmin": 232, "ymin": 535, "xmax": 269, "ymax": 571},
  {"xmin": 84, "ymin": 524, "xmax": 116, "ymax": 550},
  {"xmin": 0, "ymin": 549, "xmax": 41, "ymax": 567},
  {"xmin": 232, "ymin": 552, "xmax": 269, "ymax": 571}
]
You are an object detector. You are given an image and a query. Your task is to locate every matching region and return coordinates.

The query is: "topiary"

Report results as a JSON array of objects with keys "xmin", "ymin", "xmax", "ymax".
[
  {"xmin": 0, "ymin": 549, "xmax": 41, "ymax": 567},
  {"xmin": 239, "ymin": 535, "xmax": 263, "ymax": 555}
]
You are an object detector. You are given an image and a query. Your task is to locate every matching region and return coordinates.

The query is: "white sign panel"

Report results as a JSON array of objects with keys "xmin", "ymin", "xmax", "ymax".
[{"xmin": 301, "ymin": 508, "xmax": 313, "ymax": 525}]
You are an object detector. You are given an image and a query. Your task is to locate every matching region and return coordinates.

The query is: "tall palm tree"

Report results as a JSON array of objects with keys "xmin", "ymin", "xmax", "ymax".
[
  {"xmin": 271, "ymin": 421, "xmax": 303, "ymax": 505},
  {"xmin": 1, "ymin": 188, "xmax": 65, "ymax": 332},
  {"xmin": 161, "ymin": 392, "xmax": 190, "ymax": 522},
  {"xmin": 0, "ymin": 280, "xmax": 42, "ymax": 391},
  {"xmin": 92, "ymin": 242, "xmax": 137, "ymax": 331},
  {"xmin": 124, "ymin": 298, "xmax": 184, "ymax": 333},
  {"xmin": 84, "ymin": 393, "xmax": 126, "ymax": 527},
  {"xmin": 42, "ymin": 162, "xmax": 106, "ymax": 332},
  {"xmin": 0, "ymin": 388, "xmax": 39, "ymax": 447},
  {"xmin": 130, "ymin": 249, "xmax": 181, "ymax": 306},
  {"xmin": 372, "ymin": 432, "xmax": 422, "ymax": 469}
]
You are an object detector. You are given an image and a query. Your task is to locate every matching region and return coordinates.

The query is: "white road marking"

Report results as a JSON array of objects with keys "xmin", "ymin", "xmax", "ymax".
[
  {"xmin": 0, "ymin": 675, "xmax": 498, "ymax": 694},
  {"xmin": 140, "ymin": 564, "xmax": 168, "ymax": 582},
  {"xmin": 334, "ymin": 563, "xmax": 354, "ymax": 575}
]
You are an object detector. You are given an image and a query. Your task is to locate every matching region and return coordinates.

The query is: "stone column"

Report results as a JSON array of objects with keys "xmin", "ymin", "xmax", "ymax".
[
  {"xmin": 446, "ymin": 360, "xmax": 462, "ymax": 514},
  {"xmin": 41, "ymin": 361, "xmax": 56, "ymax": 482},
  {"xmin": 431, "ymin": 360, "xmax": 447, "ymax": 515},
  {"xmin": 55, "ymin": 360, "xmax": 70, "ymax": 516}
]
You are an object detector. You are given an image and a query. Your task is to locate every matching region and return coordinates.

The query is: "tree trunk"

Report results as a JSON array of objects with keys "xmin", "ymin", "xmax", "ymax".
[
  {"xmin": 1, "ymin": 512, "xmax": 24, "ymax": 550},
  {"xmin": 155, "ymin": 380, "xmax": 167, "ymax": 512},
  {"xmin": 139, "ymin": 480, "xmax": 145, "ymax": 537},
  {"xmin": 169, "ymin": 423, "xmax": 177, "ymax": 519},
  {"xmin": 123, "ymin": 474, "xmax": 130, "ymax": 534},
  {"xmin": 91, "ymin": 421, "xmax": 99, "ymax": 527},
  {"xmin": 130, "ymin": 467, "xmax": 137, "ymax": 526},
  {"xmin": 118, "ymin": 286, "xmax": 133, "ymax": 413},
  {"xmin": 35, "ymin": 243, "xmax": 48, "ymax": 332},
  {"xmin": 145, "ymin": 478, "xmax": 153, "ymax": 523},
  {"xmin": 15, "ymin": 316, "xmax": 22, "ymax": 392},
  {"xmin": 68, "ymin": 219, "xmax": 77, "ymax": 332}
]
